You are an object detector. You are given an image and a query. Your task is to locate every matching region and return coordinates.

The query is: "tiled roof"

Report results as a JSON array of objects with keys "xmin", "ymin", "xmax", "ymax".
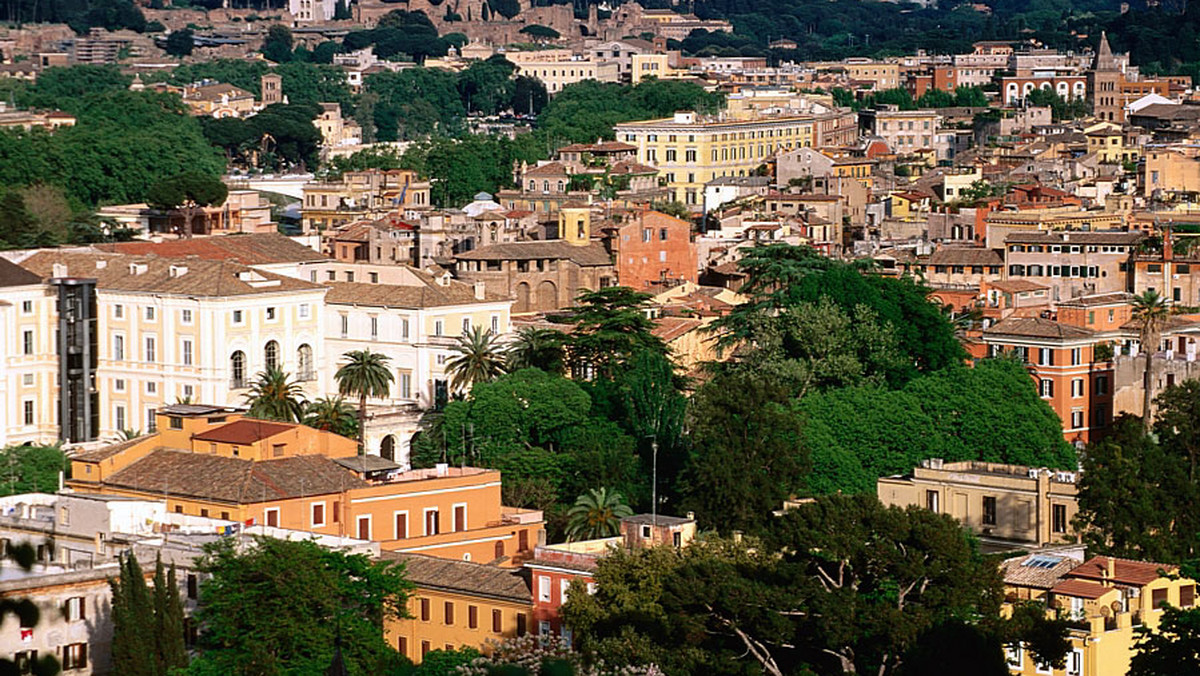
[
  {"xmin": 928, "ymin": 247, "xmax": 1003, "ymax": 267},
  {"xmin": 1001, "ymin": 553, "xmax": 1078, "ymax": 589},
  {"xmin": 983, "ymin": 317, "xmax": 1095, "ymax": 340},
  {"xmin": 651, "ymin": 316, "xmax": 703, "ymax": 342},
  {"xmin": 381, "ymin": 553, "xmax": 530, "ymax": 603},
  {"xmin": 192, "ymin": 419, "xmax": 296, "ymax": 444},
  {"xmin": 987, "ymin": 279, "xmax": 1049, "ymax": 293},
  {"xmin": 0, "ymin": 257, "xmax": 42, "ymax": 287},
  {"xmin": 1050, "ymin": 579, "xmax": 1111, "ymax": 600},
  {"xmin": 323, "ymin": 279, "xmax": 504, "ymax": 308},
  {"xmin": 73, "ymin": 435, "xmax": 156, "ymax": 463},
  {"xmin": 1068, "ymin": 556, "xmax": 1173, "ymax": 587},
  {"xmin": 609, "ymin": 160, "xmax": 659, "ymax": 175},
  {"xmin": 456, "ymin": 241, "xmax": 613, "ymax": 267},
  {"xmin": 104, "ymin": 450, "xmax": 366, "ymax": 504},
  {"xmin": 98, "ymin": 234, "xmax": 329, "ymax": 265},
  {"xmin": 523, "ymin": 162, "xmax": 570, "ymax": 178},
  {"xmin": 558, "ymin": 141, "xmax": 637, "ymax": 153},
  {"xmin": 18, "ymin": 251, "xmax": 324, "ymax": 298},
  {"xmin": 1057, "ymin": 292, "xmax": 1134, "ymax": 307}
]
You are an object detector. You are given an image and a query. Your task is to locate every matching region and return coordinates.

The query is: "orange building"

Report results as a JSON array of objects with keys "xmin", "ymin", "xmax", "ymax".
[
  {"xmin": 384, "ymin": 553, "xmax": 531, "ymax": 663},
  {"xmin": 981, "ymin": 310, "xmax": 1120, "ymax": 446},
  {"xmin": 69, "ymin": 404, "xmax": 544, "ymax": 566},
  {"xmin": 609, "ymin": 209, "xmax": 698, "ymax": 290}
]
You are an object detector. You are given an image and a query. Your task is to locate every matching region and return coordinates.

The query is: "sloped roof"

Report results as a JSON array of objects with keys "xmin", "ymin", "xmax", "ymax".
[
  {"xmin": 0, "ymin": 257, "xmax": 43, "ymax": 287},
  {"xmin": 73, "ymin": 435, "xmax": 156, "ymax": 463},
  {"xmin": 651, "ymin": 316, "xmax": 703, "ymax": 342},
  {"xmin": 983, "ymin": 316, "xmax": 1095, "ymax": 340},
  {"xmin": 1001, "ymin": 553, "xmax": 1078, "ymax": 589},
  {"xmin": 1050, "ymin": 579, "xmax": 1111, "ymax": 600},
  {"xmin": 381, "ymin": 552, "xmax": 530, "ymax": 603},
  {"xmin": 523, "ymin": 162, "xmax": 571, "ymax": 178},
  {"xmin": 456, "ymin": 240, "xmax": 613, "ymax": 267},
  {"xmin": 192, "ymin": 419, "xmax": 296, "ymax": 444},
  {"xmin": 1068, "ymin": 556, "xmax": 1173, "ymax": 587},
  {"xmin": 1003, "ymin": 231, "xmax": 1143, "ymax": 245},
  {"xmin": 19, "ymin": 251, "xmax": 323, "ymax": 298},
  {"xmin": 988, "ymin": 279, "xmax": 1049, "ymax": 293},
  {"xmin": 104, "ymin": 450, "xmax": 366, "ymax": 504},
  {"xmin": 97, "ymin": 234, "xmax": 329, "ymax": 265},
  {"xmin": 323, "ymin": 280, "xmax": 505, "ymax": 308},
  {"xmin": 928, "ymin": 247, "xmax": 1003, "ymax": 267}
]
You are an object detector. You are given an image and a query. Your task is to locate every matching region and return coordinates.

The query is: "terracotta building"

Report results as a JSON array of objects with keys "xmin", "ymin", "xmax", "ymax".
[
  {"xmin": 607, "ymin": 209, "xmax": 697, "ymax": 290},
  {"xmin": 69, "ymin": 405, "xmax": 544, "ymax": 566}
]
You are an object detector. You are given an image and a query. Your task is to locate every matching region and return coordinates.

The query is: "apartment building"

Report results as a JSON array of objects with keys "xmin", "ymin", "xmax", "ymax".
[
  {"xmin": 1002, "ymin": 231, "xmax": 1141, "ymax": 302},
  {"xmin": 860, "ymin": 107, "xmax": 943, "ymax": 158},
  {"xmin": 981, "ymin": 314, "xmax": 1116, "ymax": 445},
  {"xmin": 322, "ymin": 267, "xmax": 512, "ymax": 414},
  {"xmin": 1133, "ymin": 234, "xmax": 1200, "ymax": 305},
  {"xmin": 509, "ymin": 57, "xmax": 619, "ymax": 94},
  {"xmin": 609, "ymin": 209, "xmax": 698, "ymax": 290},
  {"xmin": 984, "ymin": 210, "xmax": 1125, "ymax": 250},
  {"xmin": 384, "ymin": 553, "xmax": 531, "ymax": 664},
  {"xmin": 301, "ymin": 169, "xmax": 431, "ymax": 233},
  {"xmin": 615, "ymin": 111, "xmax": 816, "ymax": 208},
  {"xmin": 1144, "ymin": 144, "xmax": 1200, "ymax": 198},
  {"xmin": 0, "ymin": 259, "xmax": 58, "ymax": 447},
  {"xmin": 8, "ymin": 250, "xmax": 327, "ymax": 444},
  {"xmin": 69, "ymin": 405, "xmax": 545, "ymax": 564},
  {"xmin": 1003, "ymin": 553, "xmax": 1199, "ymax": 676},
  {"xmin": 877, "ymin": 459, "xmax": 1080, "ymax": 551}
]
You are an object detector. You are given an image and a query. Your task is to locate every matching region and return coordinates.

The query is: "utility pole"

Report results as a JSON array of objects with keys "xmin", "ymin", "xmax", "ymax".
[{"xmin": 651, "ymin": 439, "xmax": 658, "ymax": 528}]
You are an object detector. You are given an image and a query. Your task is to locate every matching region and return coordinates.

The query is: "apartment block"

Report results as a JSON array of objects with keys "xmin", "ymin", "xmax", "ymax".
[{"xmin": 1002, "ymin": 231, "xmax": 1141, "ymax": 302}]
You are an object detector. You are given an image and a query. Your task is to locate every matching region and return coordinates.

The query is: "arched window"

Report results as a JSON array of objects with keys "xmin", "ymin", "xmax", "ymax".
[
  {"xmin": 231, "ymin": 351, "xmax": 246, "ymax": 388},
  {"xmin": 297, "ymin": 344, "xmax": 313, "ymax": 381},
  {"xmin": 264, "ymin": 341, "xmax": 279, "ymax": 371}
]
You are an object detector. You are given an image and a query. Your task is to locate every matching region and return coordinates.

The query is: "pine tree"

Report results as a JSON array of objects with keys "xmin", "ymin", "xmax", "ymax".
[{"xmin": 162, "ymin": 563, "xmax": 188, "ymax": 671}]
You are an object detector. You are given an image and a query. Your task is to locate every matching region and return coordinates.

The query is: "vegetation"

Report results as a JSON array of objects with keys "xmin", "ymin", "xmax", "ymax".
[
  {"xmin": 446, "ymin": 326, "xmax": 507, "ymax": 393},
  {"xmin": 302, "ymin": 396, "xmax": 359, "ymax": 440},
  {"xmin": 505, "ymin": 327, "xmax": 567, "ymax": 374},
  {"xmin": 186, "ymin": 537, "xmax": 413, "ymax": 675},
  {"xmin": 145, "ymin": 172, "xmax": 229, "ymax": 237},
  {"xmin": 335, "ymin": 350, "xmax": 394, "ymax": 449},
  {"xmin": 243, "ymin": 368, "xmax": 307, "ymax": 423},
  {"xmin": 0, "ymin": 445, "xmax": 69, "ymax": 496},
  {"xmin": 109, "ymin": 553, "xmax": 187, "ymax": 676},
  {"xmin": 565, "ymin": 488, "xmax": 634, "ymax": 541},
  {"xmin": 1132, "ymin": 289, "xmax": 1170, "ymax": 429}
]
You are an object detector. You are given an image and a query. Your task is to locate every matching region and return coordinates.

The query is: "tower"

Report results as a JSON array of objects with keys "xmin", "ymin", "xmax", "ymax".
[
  {"xmin": 1088, "ymin": 31, "xmax": 1123, "ymax": 123},
  {"xmin": 558, "ymin": 203, "xmax": 591, "ymax": 246},
  {"xmin": 261, "ymin": 73, "xmax": 283, "ymax": 107}
]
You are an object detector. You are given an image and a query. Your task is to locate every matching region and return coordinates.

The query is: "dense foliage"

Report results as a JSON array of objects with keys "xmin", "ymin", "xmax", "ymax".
[
  {"xmin": 187, "ymin": 537, "xmax": 413, "ymax": 676},
  {"xmin": 109, "ymin": 553, "xmax": 187, "ymax": 676},
  {"xmin": 0, "ymin": 445, "xmax": 69, "ymax": 496}
]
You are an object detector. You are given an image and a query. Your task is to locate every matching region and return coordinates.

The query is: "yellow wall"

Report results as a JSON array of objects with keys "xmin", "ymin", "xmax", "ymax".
[{"xmin": 387, "ymin": 589, "xmax": 529, "ymax": 664}]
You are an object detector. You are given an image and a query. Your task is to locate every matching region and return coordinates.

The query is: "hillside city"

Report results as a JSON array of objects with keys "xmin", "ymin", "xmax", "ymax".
[{"xmin": 3, "ymin": 0, "xmax": 1200, "ymax": 673}]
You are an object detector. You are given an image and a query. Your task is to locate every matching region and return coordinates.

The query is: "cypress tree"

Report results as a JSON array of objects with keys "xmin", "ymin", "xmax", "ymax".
[
  {"xmin": 109, "ymin": 553, "xmax": 156, "ymax": 676},
  {"xmin": 161, "ymin": 563, "xmax": 188, "ymax": 671}
]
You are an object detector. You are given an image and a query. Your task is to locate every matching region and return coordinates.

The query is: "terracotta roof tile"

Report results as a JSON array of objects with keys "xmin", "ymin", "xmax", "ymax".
[
  {"xmin": 323, "ymin": 280, "xmax": 504, "ymax": 308},
  {"xmin": 1001, "ymin": 553, "xmax": 1078, "ymax": 589},
  {"xmin": 99, "ymin": 234, "xmax": 328, "ymax": 265},
  {"xmin": 381, "ymin": 552, "xmax": 530, "ymax": 603},
  {"xmin": 0, "ymin": 258, "xmax": 42, "ymax": 287},
  {"xmin": 928, "ymin": 247, "xmax": 1003, "ymax": 267},
  {"xmin": 1050, "ymin": 579, "xmax": 1111, "ymax": 599},
  {"xmin": 1068, "ymin": 556, "xmax": 1174, "ymax": 587},
  {"xmin": 192, "ymin": 419, "xmax": 296, "ymax": 444},
  {"xmin": 983, "ymin": 316, "xmax": 1094, "ymax": 340}
]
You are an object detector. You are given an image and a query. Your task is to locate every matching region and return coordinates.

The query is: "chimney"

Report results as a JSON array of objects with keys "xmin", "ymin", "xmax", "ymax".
[
  {"xmin": 129, "ymin": 262, "xmax": 148, "ymax": 275},
  {"xmin": 169, "ymin": 264, "xmax": 188, "ymax": 278},
  {"xmin": 95, "ymin": 260, "xmax": 107, "ymax": 269},
  {"xmin": 1164, "ymin": 224, "xmax": 1174, "ymax": 262},
  {"xmin": 51, "ymin": 263, "xmax": 68, "ymax": 278},
  {"xmin": 473, "ymin": 281, "xmax": 486, "ymax": 300},
  {"xmin": 686, "ymin": 511, "xmax": 694, "ymax": 521},
  {"xmin": 1106, "ymin": 556, "xmax": 1115, "ymax": 581}
]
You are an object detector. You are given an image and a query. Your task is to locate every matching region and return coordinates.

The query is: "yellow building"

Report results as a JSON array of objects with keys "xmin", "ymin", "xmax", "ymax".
[
  {"xmin": 509, "ymin": 57, "xmax": 619, "ymax": 94},
  {"xmin": 631, "ymin": 53, "xmax": 673, "ymax": 84},
  {"xmin": 384, "ymin": 553, "xmax": 531, "ymax": 663},
  {"xmin": 0, "ymin": 258, "xmax": 59, "ymax": 447},
  {"xmin": 615, "ymin": 111, "xmax": 816, "ymax": 208},
  {"xmin": 1002, "ymin": 552, "xmax": 1198, "ymax": 676},
  {"xmin": 1084, "ymin": 122, "xmax": 1138, "ymax": 165},
  {"xmin": 1144, "ymin": 144, "xmax": 1200, "ymax": 198}
]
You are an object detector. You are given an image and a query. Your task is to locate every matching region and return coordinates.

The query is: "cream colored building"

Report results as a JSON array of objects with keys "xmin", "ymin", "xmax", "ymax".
[
  {"xmin": 0, "ymin": 258, "xmax": 60, "ymax": 447},
  {"xmin": 9, "ymin": 250, "xmax": 328, "ymax": 444},
  {"xmin": 1144, "ymin": 144, "xmax": 1200, "ymax": 198},
  {"xmin": 510, "ymin": 57, "xmax": 619, "ymax": 94},
  {"xmin": 615, "ymin": 111, "xmax": 816, "ymax": 209},
  {"xmin": 878, "ymin": 459, "xmax": 1080, "ymax": 551}
]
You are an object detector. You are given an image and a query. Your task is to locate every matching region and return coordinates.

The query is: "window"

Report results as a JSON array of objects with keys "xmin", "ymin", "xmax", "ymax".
[
  {"xmin": 561, "ymin": 578, "xmax": 571, "ymax": 604},
  {"xmin": 539, "ymin": 575, "xmax": 552, "ymax": 602},
  {"xmin": 539, "ymin": 620, "xmax": 552, "ymax": 635},
  {"xmin": 926, "ymin": 490, "xmax": 939, "ymax": 512},
  {"xmin": 1182, "ymin": 584, "xmax": 1196, "ymax": 607},
  {"xmin": 230, "ymin": 351, "xmax": 246, "ymax": 388},
  {"xmin": 642, "ymin": 228, "xmax": 652, "ymax": 243},
  {"xmin": 65, "ymin": 597, "xmax": 86, "ymax": 622},
  {"xmin": 233, "ymin": 309, "xmax": 244, "ymax": 324},
  {"xmin": 22, "ymin": 330, "xmax": 32, "ymax": 355},
  {"xmin": 145, "ymin": 306, "xmax": 156, "ymax": 321},
  {"xmin": 266, "ymin": 307, "xmax": 277, "ymax": 321},
  {"xmin": 424, "ymin": 508, "xmax": 440, "ymax": 536},
  {"xmin": 453, "ymin": 504, "xmax": 466, "ymax": 532},
  {"xmin": 340, "ymin": 314, "xmax": 349, "ymax": 336},
  {"xmin": 299, "ymin": 304, "xmax": 310, "ymax": 319},
  {"xmin": 1071, "ymin": 378, "xmax": 1084, "ymax": 398},
  {"xmin": 145, "ymin": 336, "xmax": 156, "ymax": 362},
  {"xmin": 421, "ymin": 641, "xmax": 431, "ymax": 657},
  {"xmin": 492, "ymin": 609, "xmax": 502, "ymax": 633},
  {"xmin": 641, "ymin": 524, "xmax": 651, "ymax": 540},
  {"xmin": 401, "ymin": 318, "xmax": 410, "ymax": 340},
  {"xmin": 491, "ymin": 315, "xmax": 499, "ymax": 334},
  {"xmin": 982, "ymin": 496, "xmax": 997, "ymax": 526},
  {"xmin": 1095, "ymin": 375, "xmax": 1109, "ymax": 395},
  {"xmin": 434, "ymin": 320, "xmax": 443, "ymax": 337},
  {"xmin": 1071, "ymin": 410, "xmax": 1084, "ymax": 429},
  {"xmin": 517, "ymin": 613, "xmax": 527, "ymax": 636},
  {"xmin": 1153, "ymin": 588, "xmax": 1168, "ymax": 610},
  {"xmin": 113, "ymin": 304, "xmax": 123, "ymax": 319},
  {"xmin": 181, "ymin": 309, "xmax": 193, "ymax": 324},
  {"xmin": 468, "ymin": 605, "xmax": 478, "ymax": 629},
  {"xmin": 1040, "ymin": 379, "xmax": 1053, "ymax": 398},
  {"xmin": 397, "ymin": 636, "xmax": 408, "ymax": 656},
  {"xmin": 1038, "ymin": 348, "xmax": 1055, "ymax": 366},
  {"xmin": 420, "ymin": 598, "xmax": 431, "ymax": 622},
  {"xmin": 115, "ymin": 405, "xmax": 126, "ymax": 432},
  {"xmin": 264, "ymin": 341, "xmax": 279, "ymax": 371},
  {"xmin": 182, "ymin": 339, "xmax": 193, "ymax": 366},
  {"xmin": 444, "ymin": 601, "xmax": 455, "ymax": 625},
  {"xmin": 394, "ymin": 511, "xmax": 408, "ymax": 539},
  {"xmin": 399, "ymin": 372, "xmax": 412, "ymax": 399},
  {"xmin": 169, "ymin": 416, "xmax": 182, "ymax": 430},
  {"xmin": 297, "ymin": 344, "xmax": 313, "ymax": 380},
  {"xmin": 370, "ymin": 316, "xmax": 379, "ymax": 339},
  {"xmin": 62, "ymin": 643, "xmax": 87, "ymax": 670},
  {"xmin": 1053, "ymin": 504, "xmax": 1067, "ymax": 534},
  {"xmin": 1071, "ymin": 347, "xmax": 1081, "ymax": 365},
  {"xmin": 312, "ymin": 502, "xmax": 325, "ymax": 527},
  {"xmin": 1067, "ymin": 648, "xmax": 1083, "ymax": 676},
  {"xmin": 265, "ymin": 508, "xmax": 279, "ymax": 528},
  {"xmin": 23, "ymin": 400, "xmax": 34, "ymax": 426},
  {"xmin": 146, "ymin": 381, "xmax": 157, "ymax": 395},
  {"xmin": 462, "ymin": 318, "xmax": 471, "ymax": 335}
]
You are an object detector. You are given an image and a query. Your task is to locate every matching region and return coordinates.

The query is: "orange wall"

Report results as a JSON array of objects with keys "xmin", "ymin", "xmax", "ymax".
[
  {"xmin": 614, "ymin": 211, "xmax": 698, "ymax": 290},
  {"xmin": 386, "ymin": 590, "xmax": 529, "ymax": 664}
]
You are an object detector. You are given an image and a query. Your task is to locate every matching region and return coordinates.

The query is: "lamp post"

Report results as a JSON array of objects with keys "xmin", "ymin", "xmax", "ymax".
[{"xmin": 651, "ymin": 439, "xmax": 658, "ymax": 529}]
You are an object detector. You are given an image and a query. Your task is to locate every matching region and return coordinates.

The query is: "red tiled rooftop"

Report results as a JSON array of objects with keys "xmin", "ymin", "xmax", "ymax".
[
  {"xmin": 192, "ymin": 419, "xmax": 296, "ymax": 444},
  {"xmin": 1050, "ymin": 579, "xmax": 1111, "ymax": 600},
  {"xmin": 1068, "ymin": 556, "xmax": 1173, "ymax": 587}
]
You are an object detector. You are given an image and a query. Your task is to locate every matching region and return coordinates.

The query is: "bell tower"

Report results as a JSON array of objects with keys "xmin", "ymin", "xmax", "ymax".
[
  {"xmin": 1088, "ymin": 32, "xmax": 1123, "ymax": 123},
  {"xmin": 558, "ymin": 203, "xmax": 591, "ymax": 246}
]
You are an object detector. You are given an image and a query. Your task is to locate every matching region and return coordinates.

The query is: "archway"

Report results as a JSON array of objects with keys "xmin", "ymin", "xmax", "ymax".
[
  {"xmin": 380, "ymin": 435, "xmax": 396, "ymax": 462},
  {"xmin": 516, "ymin": 282, "xmax": 532, "ymax": 312},
  {"xmin": 536, "ymin": 280, "xmax": 558, "ymax": 311}
]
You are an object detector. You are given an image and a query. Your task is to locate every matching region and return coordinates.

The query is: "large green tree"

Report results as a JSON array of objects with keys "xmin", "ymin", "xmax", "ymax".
[
  {"xmin": 1129, "ymin": 607, "xmax": 1200, "ymax": 676},
  {"xmin": 335, "ymin": 350, "xmax": 394, "ymax": 450},
  {"xmin": 0, "ymin": 445, "xmax": 68, "ymax": 496},
  {"xmin": 242, "ymin": 368, "xmax": 307, "ymax": 423},
  {"xmin": 559, "ymin": 287, "xmax": 667, "ymax": 381},
  {"xmin": 110, "ymin": 553, "xmax": 187, "ymax": 676},
  {"xmin": 446, "ymin": 326, "xmax": 507, "ymax": 394},
  {"xmin": 187, "ymin": 537, "xmax": 412, "ymax": 675},
  {"xmin": 145, "ymin": 172, "xmax": 228, "ymax": 238}
]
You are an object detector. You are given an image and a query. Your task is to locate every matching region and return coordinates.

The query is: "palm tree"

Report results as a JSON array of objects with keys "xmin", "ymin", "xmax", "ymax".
[
  {"xmin": 1133, "ymin": 289, "xmax": 1170, "ymax": 430},
  {"xmin": 303, "ymin": 396, "xmax": 358, "ymax": 439},
  {"xmin": 446, "ymin": 326, "xmax": 507, "ymax": 393},
  {"xmin": 565, "ymin": 488, "xmax": 634, "ymax": 542},
  {"xmin": 243, "ymin": 368, "xmax": 306, "ymax": 422},
  {"xmin": 335, "ymin": 350, "xmax": 394, "ymax": 450},
  {"xmin": 506, "ymin": 326, "xmax": 567, "ymax": 374}
]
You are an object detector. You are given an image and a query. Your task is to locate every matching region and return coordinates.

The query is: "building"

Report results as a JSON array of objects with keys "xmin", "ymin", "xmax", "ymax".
[
  {"xmin": 1001, "ymin": 75, "xmax": 1088, "ymax": 106},
  {"xmin": 180, "ymin": 82, "xmax": 258, "ymax": 118},
  {"xmin": 0, "ymin": 258, "xmax": 59, "ymax": 448},
  {"xmin": 981, "ymin": 314, "xmax": 1117, "ymax": 445},
  {"xmin": 878, "ymin": 459, "xmax": 1080, "ymax": 551},
  {"xmin": 68, "ymin": 405, "xmax": 545, "ymax": 564},
  {"xmin": 384, "ymin": 553, "xmax": 531, "ymax": 663},
  {"xmin": 509, "ymin": 56, "xmax": 619, "ymax": 94},
  {"xmin": 1144, "ymin": 144, "xmax": 1200, "ymax": 199},
  {"xmin": 313, "ymin": 102, "xmax": 363, "ymax": 152},
  {"xmin": 454, "ymin": 205, "xmax": 615, "ymax": 313},
  {"xmin": 860, "ymin": 106, "xmax": 943, "ymax": 158},
  {"xmin": 614, "ymin": 111, "xmax": 816, "ymax": 209},
  {"xmin": 608, "ymin": 209, "xmax": 697, "ymax": 290},
  {"xmin": 1003, "ymin": 553, "xmax": 1199, "ymax": 676},
  {"xmin": 325, "ymin": 215, "xmax": 417, "ymax": 266},
  {"xmin": 10, "ymin": 249, "xmax": 328, "ymax": 443},
  {"xmin": 498, "ymin": 141, "xmax": 666, "ymax": 215},
  {"xmin": 302, "ymin": 169, "xmax": 431, "ymax": 233},
  {"xmin": 0, "ymin": 103, "xmax": 76, "ymax": 131},
  {"xmin": 983, "ymin": 209, "xmax": 1126, "ymax": 250},
  {"xmin": 290, "ymin": 0, "xmax": 335, "ymax": 23},
  {"xmin": 1002, "ymin": 231, "xmax": 1141, "ymax": 302}
]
